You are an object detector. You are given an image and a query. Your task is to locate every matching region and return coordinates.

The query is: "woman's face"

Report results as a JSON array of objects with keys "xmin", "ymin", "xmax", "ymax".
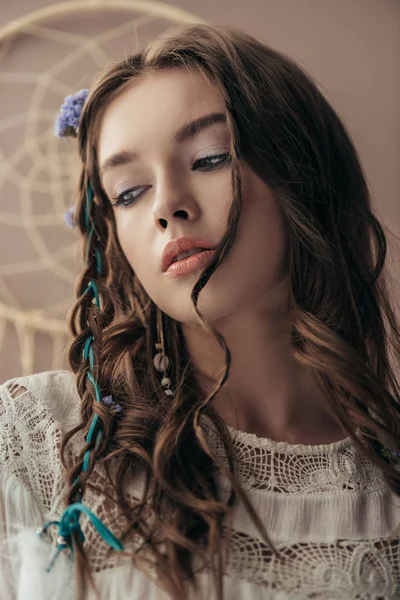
[{"xmin": 98, "ymin": 68, "xmax": 290, "ymax": 326}]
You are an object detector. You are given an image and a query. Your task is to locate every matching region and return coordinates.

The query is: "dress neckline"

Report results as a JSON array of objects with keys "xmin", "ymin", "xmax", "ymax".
[{"xmin": 222, "ymin": 422, "xmax": 354, "ymax": 455}]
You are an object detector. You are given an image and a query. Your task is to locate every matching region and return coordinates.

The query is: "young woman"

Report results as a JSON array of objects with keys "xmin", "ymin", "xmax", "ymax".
[{"xmin": 1, "ymin": 22, "xmax": 400, "ymax": 600}]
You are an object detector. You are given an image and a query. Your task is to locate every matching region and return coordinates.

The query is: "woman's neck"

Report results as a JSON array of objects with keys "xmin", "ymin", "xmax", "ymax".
[{"xmin": 182, "ymin": 313, "xmax": 346, "ymax": 446}]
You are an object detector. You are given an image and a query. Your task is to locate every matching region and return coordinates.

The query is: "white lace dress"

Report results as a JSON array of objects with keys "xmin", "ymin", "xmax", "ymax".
[{"xmin": 1, "ymin": 369, "xmax": 400, "ymax": 599}]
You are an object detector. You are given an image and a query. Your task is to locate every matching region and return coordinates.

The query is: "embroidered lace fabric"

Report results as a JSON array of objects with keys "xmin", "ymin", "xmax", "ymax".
[{"xmin": 1, "ymin": 369, "xmax": 400, "ymax": 599}]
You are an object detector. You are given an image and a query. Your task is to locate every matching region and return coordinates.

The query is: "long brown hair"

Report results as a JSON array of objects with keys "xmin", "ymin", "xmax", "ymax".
[{"xmin": 61, "ymin": 22, "xmax": 400, "ymax": 600}]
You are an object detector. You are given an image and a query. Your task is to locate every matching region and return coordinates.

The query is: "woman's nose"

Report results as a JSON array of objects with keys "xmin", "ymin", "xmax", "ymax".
[{"xmin": 152, "ymin": 169, "xmax": 200, "ymax": 225}]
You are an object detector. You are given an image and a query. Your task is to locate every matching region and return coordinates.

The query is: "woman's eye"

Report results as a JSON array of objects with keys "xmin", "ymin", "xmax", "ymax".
[
  {"xmin": 112, "ymin": 187, "xmax": 145, "ymax": 208},
  {"xmin": 112, "ymin": 153, "xmax": 231, "ymax": 208},
  {"xmin": 192, "ymin": 152, "xmax": 231, "ymax": 171}
]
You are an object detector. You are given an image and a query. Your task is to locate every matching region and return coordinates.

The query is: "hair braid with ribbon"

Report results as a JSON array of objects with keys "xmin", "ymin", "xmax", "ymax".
[{"xmin": 37, "ymin": 178, "xmax": 124, "ymax": 576}]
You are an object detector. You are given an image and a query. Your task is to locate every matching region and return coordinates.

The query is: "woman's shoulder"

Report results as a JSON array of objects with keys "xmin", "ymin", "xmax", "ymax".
[
  {"xmin": 1, "ymin": 368, "xmax": 79, "ymax": 398},
  {"xmin": 0, "ymin": 369, "xmax": 81, "ymax": 433},
  {"xmin": 0, "ymin": 370, "xmax": 82, "ymax": 517}
]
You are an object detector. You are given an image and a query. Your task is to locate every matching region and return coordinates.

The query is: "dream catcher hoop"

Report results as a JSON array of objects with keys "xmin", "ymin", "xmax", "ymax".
[{"xmin": 0, "ymin": 0, "xmax": 206, "ymax": 378}]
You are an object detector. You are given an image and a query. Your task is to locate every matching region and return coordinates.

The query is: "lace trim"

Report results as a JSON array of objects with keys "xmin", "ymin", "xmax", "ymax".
[
  {"xmin": 225, "ymin": 423, "xmax": 353, "ymax": 454},
  {"xmin": 201, "ymin": 420, "xmax": 386, "ymax": 494},
  {"xmin": 220, "ymin": 528, "xmax": 400, "ymax": 598}
]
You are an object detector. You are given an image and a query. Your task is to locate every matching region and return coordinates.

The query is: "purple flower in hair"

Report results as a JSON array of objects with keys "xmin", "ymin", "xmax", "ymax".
[
  {"xmin": 101, "ymin": 394, "xmax": 122, "ymax": 414},
  {"xmin": 102, "ymin": 395, "xmax": 113, "ymax": 407},
  {"xmin": 64, "ymin": 205, "xmax": 76, "ymax": 228},
  {"xmin": 54, "ymin": 88, "xmax": 89, "ymax": 138},
  {"xmin": 381, "ymin": 447, "xmax": 400, "ymax": 460}
]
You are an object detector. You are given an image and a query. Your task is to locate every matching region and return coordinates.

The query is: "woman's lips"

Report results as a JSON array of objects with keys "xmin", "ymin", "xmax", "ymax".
[{"xmin": 164, "ymin": 249, "xmax": 216, "ymax": 277}]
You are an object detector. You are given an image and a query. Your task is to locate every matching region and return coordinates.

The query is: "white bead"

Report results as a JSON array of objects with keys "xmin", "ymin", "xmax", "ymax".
[
  {"xmin": 153, "ymin": 353, "xmax": 169, "ymax": 372},
  {"xmin": 164, "ymin": 389, "xmax": 174, "ymax": 396},
  {"xmin": 161, "ymin": 377, "xmax": 171, "ymax": 388},
  {"xmin": 57, "ymin": 535, "xmax": 66, "ymax": 546}
]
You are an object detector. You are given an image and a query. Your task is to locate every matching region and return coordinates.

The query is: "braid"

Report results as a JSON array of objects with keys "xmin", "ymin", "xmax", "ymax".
[{"xmin": 37, "ymin": 182, "xmax": 124, "ymax": 593}]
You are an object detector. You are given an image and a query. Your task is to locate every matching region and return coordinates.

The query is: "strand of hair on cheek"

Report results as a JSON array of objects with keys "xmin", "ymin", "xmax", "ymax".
[{"xmin": 183, "ymin": 233, "xmax": 281, "ymax": 559}]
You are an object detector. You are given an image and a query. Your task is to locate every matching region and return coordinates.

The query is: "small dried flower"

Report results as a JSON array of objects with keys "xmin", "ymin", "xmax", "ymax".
[
  {"xmin": 64, "ymin": 205, "xmax": 76, "ymax": 228},
  {"xmin": 102, "ymin": 395, "xmax": 113, "ymax": 407},
  {"xmin": 101, "ymin": 395, "xmax": 122, "ymax": 414},
  {"xmin": 54, "ymin": 88, "xmax": 89, "ymax": 138},
  {"xmin": 381, "ymin": 447, "xmax": 400, "ymax": 460}
]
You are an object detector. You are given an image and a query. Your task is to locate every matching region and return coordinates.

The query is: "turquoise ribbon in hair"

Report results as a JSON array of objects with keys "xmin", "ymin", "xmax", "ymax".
[
  {"xmin": 84, "ymin": 183, "xmax": 102, "ymax": 275},
  {"xmin": 42, "ymin": 503, "xmax": 123, "ymax": 572},
  {"xmin": 85, "ymin": 181, "xmax": 93, "ymax": 229},
  {"xmin": 40, "ymin": 181, "xmax": 125, "ymax": 570}
]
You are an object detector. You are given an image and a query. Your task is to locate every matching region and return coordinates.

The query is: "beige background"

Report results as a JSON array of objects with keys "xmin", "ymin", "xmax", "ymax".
[{"xmin": 0, "ymin": 0, "xmax": 399, "ymax": 382}]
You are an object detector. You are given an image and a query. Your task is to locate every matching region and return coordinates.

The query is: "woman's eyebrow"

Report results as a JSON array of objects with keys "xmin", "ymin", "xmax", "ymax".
[
  {"xmin": 175, "ymin": 112, "xmax": 227, "ymax": 143},
  {"xmin": 100, "ymin": 112, "xmax": 227, "ymax": 176}
]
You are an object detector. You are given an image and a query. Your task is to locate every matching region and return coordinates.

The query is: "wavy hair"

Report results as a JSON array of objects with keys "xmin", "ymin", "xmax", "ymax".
[{"xmin": 60, "ymin": 22, "xmax": 400, "ymax": 600}]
